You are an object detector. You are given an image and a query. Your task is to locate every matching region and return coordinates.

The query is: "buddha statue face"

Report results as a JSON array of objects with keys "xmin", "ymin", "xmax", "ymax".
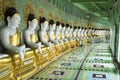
[
  {"xmin": 71, "ymin": 28, "xmax": 73, "ymax": 32},
  {"xmin": 50, "ymin": 23, "xmax": 56, "ymax": 31},
  {"xmin": 49, "ymin": 19, "xmax": 56, "ymax": 31},
  {"xmin": 29, "ymin": 19, "xmax": 38, "ymax": 30},
  {"xmin": 58, "ymin": 24, "xmax": 62, "ymax": 31},
  {"xmin": 67, "ymin": 27, "xmax": 70, "ymax": 32},
  {"xmin": 7, "ymin": 13, "xmax": 20, "ymax": 28},
  {"xmin": 52, "ymin": 23, "xmax": 56, "ymax": 30},
  {"xmin": 63, "ymin": 26, "xmax": 66, "ymax": 31},
  {"xmin": 41, "ymin": 21, "xmax": 48, "ymax": 31}
]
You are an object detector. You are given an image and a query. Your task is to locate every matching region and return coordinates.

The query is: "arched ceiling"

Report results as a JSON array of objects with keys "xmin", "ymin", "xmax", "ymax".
[
  {"xmin": 66, "ymin": 0, "xmax": 115, "ymax": 29},
  {"xmin": 69, "ymin": 0, "xmax": 114, "ymax": 20}
]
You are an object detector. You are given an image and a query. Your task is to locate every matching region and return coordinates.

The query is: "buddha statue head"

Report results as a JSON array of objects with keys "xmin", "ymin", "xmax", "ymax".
[
  {"xmin": 78, "ymin": 26, "xmax": 80, "ymax": 33},
  {"xmin": 66, "ymin": 24, "xmax": 70, "ymax": 32},
  {"xmin": 27, "ymin": 14, "xmax": 38, "ymax": 30},
  {"xmin": 5, "ymin": 7, "xmax": 20, "ymax": 29},
  {"xmin": 49, "ymin": 19, "xmax": 56, "ymax": 31},
  {"xmin": 56, "ymin": 21, "xmax": 61, "ymax": 31},
  {"xmin": 74, "ymin": 26, "xmax": 77, "ymax": 31},
  {"xmin": 39, "ymin": 17, "xmax": 48, "ymax": 31},
  {"xmin": 61, "ymin": 23, "xmax": 65, "ymax": 31},
  {"xmin": 70, "ymin": 25, "xmax": 73, "ymax": 33}
]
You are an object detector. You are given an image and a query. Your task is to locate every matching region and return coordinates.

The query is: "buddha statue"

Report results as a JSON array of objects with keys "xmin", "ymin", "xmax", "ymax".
[
  {"xmin": 48, "ymin": 20, "xmax": 61, "ymax": 55},
  {"xmin": 64, "ymin": 24, "xmax": 72, "ymax": 48},
  {"xmin": 0, "ymin": 7, "xmax": 36, "ymax": 79},
  {"xmin": 24, "ymin": 14, "xmax": 43, "ymax": 54},
  {"xmin": 0, "ymin": 7, "xmax": 29, "ymax": 60},
  {"xmin": 60, "ymin": 23, "xmax": 66, "ymax": 42},
  {"xmin": 69, "ymin": 26, "xmax": 74, "ymax": 40},
  {"xmin": 69, "ymin": 25, "xmax": 75, "ymax": 48},
  {"xmin": 48, "ymin": 19, "xmax": 58, "ymax": 44},
  {"xmin": 73, "ymin": 26, "xmax": 77, "ymax": 39},
  {"xmin": 55, "ymin": 21, "xmax": 62, "ymax": 43},
  {"xmin": 39, "ymin": 17, "xmax": 52, "ymax": 48},
  {"xmin": 59, "ymin": 23, "xmax": 67, "ymax": 51},
  {"xmin": 39, "ymin": 17, "xmax": 56, "ymax": 60},
  {"xmin": 81, "ymin": 27, "xmax": 85, "ymax": 40},
  {"xmin": 64, "ymin": 24, "xmax": 70, "ymax": 42},
  {"xmin": 76, "ymin": 26, "xmax": 81, "ymax": 46}
]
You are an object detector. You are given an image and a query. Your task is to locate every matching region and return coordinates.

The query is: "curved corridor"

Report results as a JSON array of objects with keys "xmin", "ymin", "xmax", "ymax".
[{"xmin": 29, "ymin": 43, "xmax": 119, "ymax": 80}]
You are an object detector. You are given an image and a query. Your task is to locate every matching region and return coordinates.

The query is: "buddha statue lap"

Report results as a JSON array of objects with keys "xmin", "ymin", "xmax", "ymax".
[{"xmin": 0, "ymin": 53, "xmax": 13, "ymax": 79}]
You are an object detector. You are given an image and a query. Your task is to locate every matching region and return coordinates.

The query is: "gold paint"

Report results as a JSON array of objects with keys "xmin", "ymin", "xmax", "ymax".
[
  {"xmin": 37, "ymin": 7, "xmax": 44, "ymax": 20},
  {"xmin": 24, "ymin": 2, "xmax": 34, "ymax": 23},
  {"xmin": 58, "ymin": 34, "xmax": 61, "ymax": 39},
  {"xmin": 55, "ymin": 15, "xmax": 59, "ymax": 21},
  {"xmin": 52, "ymin": 34, "xmax": 56, "ymax": 40},
  {"xmin": 45, "ymin": 35, "xmax": 49, "ymax": 42},
  {"xmin": 9, "ymin": 31, "xmax": 21, "ymax": 46},
  {"xmin": 30, "ymin": 33, "xmax": 38, "ymax": 43},
  {"xmin": 48, "ymin": 12, "xmax": 53, "ymax": 20},
  {"xmin": 60, "ymin": 18, "xmax": 63, "ymax": 23}
]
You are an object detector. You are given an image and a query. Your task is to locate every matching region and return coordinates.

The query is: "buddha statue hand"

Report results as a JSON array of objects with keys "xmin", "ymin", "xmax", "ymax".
[
  {"xmin": 49, "ymin": 42, "xmax": 53, "ymax": 50},
  {"xmin": 37, "ymin": 42, "xmax": 44, "ymax": 54},
  {"xmin": 18, "ymin": 45, "xmax": 29, "ymax": 60}
]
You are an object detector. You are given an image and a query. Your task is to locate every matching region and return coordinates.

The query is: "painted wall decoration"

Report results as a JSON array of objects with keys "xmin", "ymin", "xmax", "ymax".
[
  {"xmin": 23, "ymin": 2, "xmax": 35, "ymax": 23},
  {"xmin": 48, "ymin": 12, "xmax": 53, "ymax": 20},
  {"xmin": 0, "ymin": 0, "xmax": 16, "ymax": 20},
  {"xmin": 0, "ymin": 0, "xmax": 109, "ymax": 29},
  {"xmin": 37, "ymin": 7, "xmax": 44, "ymax": 20}
]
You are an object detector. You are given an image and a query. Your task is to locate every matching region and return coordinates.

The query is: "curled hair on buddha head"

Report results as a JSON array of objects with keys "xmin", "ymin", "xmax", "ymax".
[
  {"xmin": 78, "ymin": 26, "xmax": 80, "ymax": 29},
  {"xmin": 49, "ymin": 19, "xmax": 54, "ymax": 25},
  {"xmin": 56, "ymin": 21, "xmax": 60, "ymax": 26},
  {"xmin": 5, "ymin": 7, "xmax": 18, "ymax": 24},
  {"xmin": 39, "ymin": 17, "xmax": 46, "ymax": 24},
  {"xmin": 28, "ymin": 14, "xmax": 35, "ymax": 21},
  {"xmin": 61, "ymin": 23, "xmax": 64, "ymax": 27},
  {"xmin": 66, "ymin": 24, "xmax": 69, "ymax": 27},
  {"xmin": 70, "ymin": 25, "xmax": 72, "ymax": 29},
  {"xmin": 74, "ymin": 26, "xmax": 77, "ymax": 30},
  {"xmin": 27, "ymin": 13, "xmax": 36, "ymax": 27}
]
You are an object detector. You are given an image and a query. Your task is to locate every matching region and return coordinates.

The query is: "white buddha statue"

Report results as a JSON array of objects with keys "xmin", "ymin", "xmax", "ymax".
[
  {"xmin": 60, "ymin": 23, "xmax": 66, "ymax": 42},
  {"xmin": 69, "ymin": 26, "xmax": 74, "ymax": 40},
  {"xmin": 48, "ymin": 19, "xmax": 58, "ymax": 44},
  {"xmin": 39, "ymin": 17, "xmax": 52, "ymax": 49},
  {"xmin": 73, "ymin": 26, "xmax": 77, "ymax": 39},
  {"xmin": 64, "ymin": 24, "xmax": 70, "ymax": 41},
  {"xmin": 0, "ymin": 7, "xmax": 29, "ymax": 60},
  {"xmin": 81, "ymin": 28, "xmax": 85, "ymax": 39},
  {"xmin": 55, "ymin": 21, "xmax": 62, "ymax": 43},
  {"xmin": 24, "ymin": 14, "xmax": 43, "ymax": 53}
]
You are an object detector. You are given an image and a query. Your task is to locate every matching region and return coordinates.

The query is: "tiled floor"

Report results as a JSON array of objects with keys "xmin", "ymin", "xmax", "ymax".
[{"xmin": 29, "ymin": 43, "xmax": 119, "ymax": 80}]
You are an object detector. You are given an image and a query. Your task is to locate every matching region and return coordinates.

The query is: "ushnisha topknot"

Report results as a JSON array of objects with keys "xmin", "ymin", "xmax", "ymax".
[
  {"xmin": 39, "ymin": 17, "xmax": 46, "ymax": 24},
  {"xmin": 28, "ymin": 14, "xmax": 35, "ymax": 21},
  {"xmin": 56, "ymin": 21, "xmax": 60, "ymax": 26},
  {"xmin": 74, "ymin": 26, "xmax": 77, "ymax": 30},
  {"xmin": 5, "ymin": 7, "xmax": 18, "ymax": 24},
  {"xmin": 66, "ymin": 24, "xmax": 69, "ymax": 27},
  {"xmin": 61, "ymin": 23, "xmax": 64, "ymax": 27},
  {"xmin": 49, "ymin": 19, "xmax": 54, "ymax": 25},
  {"xmin": 70, "ymin": 25, "xmax": 72, "ymax": 28}
]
